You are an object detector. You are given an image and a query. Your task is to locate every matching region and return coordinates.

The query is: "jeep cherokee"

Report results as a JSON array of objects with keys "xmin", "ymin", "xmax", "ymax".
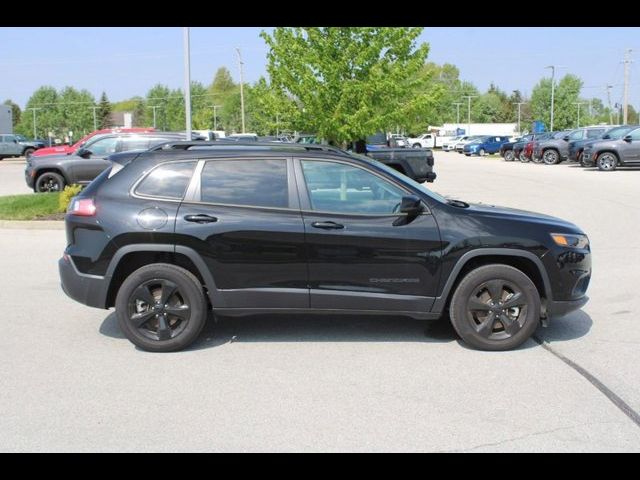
[{"xmin": 59, "ymin": 141, "xmax": 591, "ymax": 352}]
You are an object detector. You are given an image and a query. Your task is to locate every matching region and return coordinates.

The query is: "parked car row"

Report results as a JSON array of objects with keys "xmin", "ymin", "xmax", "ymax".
[
  {"xmin": 499, "ymin": 125, "xmax": 640, "ymax": 171},
  {"xmin": 0, "ymin": 134, "xmax": 46, "ymax": 159}
]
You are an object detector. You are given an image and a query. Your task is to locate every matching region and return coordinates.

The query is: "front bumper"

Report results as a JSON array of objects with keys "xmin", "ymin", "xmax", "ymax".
[
  {"xmin": 24, "ymin": 166, "xmax": 35, "ymax": 189},
  {"xmin": 581, "ymin": 151, "xmax": 596, "ymax": 166},
  {"xmin": 547, "ymin": 296, "xmax": 589, "ymax": 317},
  {"xmin": 59, "ymin": 255, "xmax": 108, "ymax": 309}
]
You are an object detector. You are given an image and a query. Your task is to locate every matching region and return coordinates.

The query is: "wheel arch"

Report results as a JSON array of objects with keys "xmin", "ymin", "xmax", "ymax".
[
  {"xmin": 34, "ymin": 167, "xmax": 70, "ymax": 185},
  {"xmin": 431, "ymin": 249, "xmax": 552, "ymax": 314},
  {"xmin": 595, "ymin": 149, "xmax": 620, "ymax": 161},
  {"xmin": 103, "ymin": 244, "xmax": 219, "ymax": 309}
]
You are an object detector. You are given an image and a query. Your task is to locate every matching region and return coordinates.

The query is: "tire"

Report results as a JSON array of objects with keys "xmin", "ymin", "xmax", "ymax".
[
  {"xmin": 449, "ymin": 264, "xmax": 541, "ymax": 351},
  {"xmin": 597, "ymin": 152, "xmax": 618, "ymax": 171},
  {"xmin": 412, "ymin": 143, "xmax": 421, "ymax": 149},
  {"xmin": 504, "ymin": 150, "xmax": 515, "ymax": 162},
  {"xmin": 479, "ymin": 148, "xmax": 485, "ymax": 156},
  {"xmin": 542, "ymin": 149, "xmax": 559, "ymax": 165},
  {"xmin": 23, "ymin": 148, "xmax": 35, "ymax": 158},
  {"xmin": 115, "ymin": 263, "xmax": 208, "ymax": 352},
  {"xmin": 531, "ymin": 153, "xmax": 544, "ymax": 164},
  {"xmin": 519, "ymin": 152, "xmax": 529, "ymax": 163},
  {"xmin": 35, "ymin": 172, "xmax": 65, "ymax": 193}
]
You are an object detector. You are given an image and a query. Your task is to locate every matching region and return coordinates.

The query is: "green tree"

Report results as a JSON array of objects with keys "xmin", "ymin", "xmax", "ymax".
[
  {"xmin": 58, "ymin": 87, "xmax": 96, "ymax": 139},
  {"xmin": 261, "ymin": 27, "xmax": 434, "ymax": 146},
  {"xmin": 17, "ymin": 86, "xmax": 60, "ymax": 139},
  {"xmin": 530, "ymin": 74, "xmax": 583, "ymax": 130},
  {"xmin": 251, "ymin": 77, "xmax": 302, "ymax": 135},
  {"xmin": 143, "ymin": 84, "xmax": 171, "ymax": 129},
  {"xmin": 113, "ymin": 96, "xmax": 146, "ymax": 127},
  {"xmin": 98, "ymin": 92, "xmax": 112, "ymax": 129},
  {"xmin": 3, "ymin": 99, "xmax": 21, "ymax": 128}
]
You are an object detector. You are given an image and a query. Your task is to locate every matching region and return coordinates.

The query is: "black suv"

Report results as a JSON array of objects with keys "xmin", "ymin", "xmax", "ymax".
[{"xmin": 59, "ymin": 141, "xmax": 591, "ymax": 352}]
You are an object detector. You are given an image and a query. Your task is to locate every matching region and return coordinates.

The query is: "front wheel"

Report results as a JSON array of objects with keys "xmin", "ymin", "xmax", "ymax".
[
  {"xmin": 504, "ymin": 150, "xmax": 515, "ymax": 162},
  {"xmin": 35, "ymin": 172, "xmax": 65, "ymax": 192},
  {"xmin": 479, "ymin": 148, "xmax": 486, "ymax": 156},
  {"xmin": 519, "ymin": 152, "xmax": 529, "ymax": 163},
  {"xmin": 23, "ymin": 148, "xmax": 35, "ymax": 158},
  {"xmin": 412, "ymin": 143, "xmax": 421, "ymax": 149},
  {"xmin": 115, "ymin": 263, "xmax": 208, "ymax": 352},
  {"xmin": 449, "ymin": 264, "xmax": 541, "ymax": 351},
  {"xmin": 542, "ymin": 149, "xmax": 559, "ymax": 165},
  {"xmin": 597, "ymin": 152, "xmax": 618, "ymax": 171}
]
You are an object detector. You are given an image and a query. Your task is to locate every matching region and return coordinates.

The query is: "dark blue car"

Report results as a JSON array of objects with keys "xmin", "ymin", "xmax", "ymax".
[{"xmin": 464, "ymin": 135, "xmax": 512, "ymax": 156}]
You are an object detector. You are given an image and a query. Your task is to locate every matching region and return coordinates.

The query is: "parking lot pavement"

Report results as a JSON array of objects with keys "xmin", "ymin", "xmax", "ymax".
[
  {"xmin": 0, "ymin": 159, "xmax": 32, "ymax": 196},
  {"xmin": 0, "ymin": 153, "xmax": 639, "ymax": 452}
]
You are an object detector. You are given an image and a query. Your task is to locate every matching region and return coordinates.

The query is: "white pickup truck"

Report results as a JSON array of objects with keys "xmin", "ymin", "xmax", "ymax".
[{"xmin": 407, "ymin": 133, "xmax": 455, "ymax": 149}]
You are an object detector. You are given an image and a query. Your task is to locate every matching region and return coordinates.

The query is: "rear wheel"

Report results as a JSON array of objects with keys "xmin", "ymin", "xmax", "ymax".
[
  {"xmin": 504, "ymin": 150, "xmax": 515, "ymax": 162},
  {"xmin": 23, "ymin": 148, "xmax": 35, "ymax": 158},
  {"xmin": 115, "ymin": 263, "xmax": 208, "ymax": 352},
  {"xmin": 412, "ymin": 143, "xmax": 421, "ymax": 148},
  {"xmin": 449, "ymin": 264, "xmax": 541, "ymax": 351},
  {"xmin": 597, "ymin": 152, "xmax": 618, "ymax": 171},
  {"xmin": 519, "ymin": 152, "xmax": 529, "ymax": 163},
  {"xmin": 35, "ymin": 172, "xmax": 65, "ymax": 192}
]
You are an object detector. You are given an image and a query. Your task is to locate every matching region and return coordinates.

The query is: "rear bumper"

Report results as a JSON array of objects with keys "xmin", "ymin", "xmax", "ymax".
[
  {"xmin": 59, "ymin": 255, "xmax": 108, "ymax": 309},
  {"xmin": 547, "ymin": 296, "xmax": 589, "ymax": 317}
]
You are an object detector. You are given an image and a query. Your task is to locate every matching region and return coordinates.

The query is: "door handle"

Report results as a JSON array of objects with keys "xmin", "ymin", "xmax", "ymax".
[
  {"xmin": 311, "ymin": 221, "xmax": 344, "ymax": 230},
  {"xmin": 184, "ymin": 214, "xmax": 218, "ymax": 224}
]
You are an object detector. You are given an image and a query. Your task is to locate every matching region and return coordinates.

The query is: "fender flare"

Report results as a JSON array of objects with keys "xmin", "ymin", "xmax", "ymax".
[
  {"xmin": 430, "ymin": 248, "xmax": 553, "ymax": 313},
  {"xmin": 103, "ymin": 243, "xmax": 221, "ymax": 307}
]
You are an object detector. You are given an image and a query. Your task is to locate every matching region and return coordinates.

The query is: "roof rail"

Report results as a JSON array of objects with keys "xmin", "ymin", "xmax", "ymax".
[{"xmin": 149, "ymin": 140, "xmax": 352, "ymax": 157}]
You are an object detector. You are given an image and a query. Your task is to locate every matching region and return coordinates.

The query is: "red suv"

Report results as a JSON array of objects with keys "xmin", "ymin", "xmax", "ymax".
[{"xmin": 31, "ymin": 127, "xmax": 155, "ymax": 158}]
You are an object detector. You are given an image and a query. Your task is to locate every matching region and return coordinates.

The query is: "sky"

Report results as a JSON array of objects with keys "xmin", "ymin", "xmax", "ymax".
[{"xmin": 1, "ymin": 27, "xmax": 639, "ymax": 112}]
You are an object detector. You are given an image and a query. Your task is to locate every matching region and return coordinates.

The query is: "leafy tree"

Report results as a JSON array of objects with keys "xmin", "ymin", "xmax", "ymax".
[
  {"xmin": 251, "ymin": 77, "xmax": 302, "ymax": 135},
  {"xmin": 191, "ymin": 81, "xmax": 213, "ymax": 129},
  {"xmin": 3, "ymin": 99, "xmax": 21, "ymax": 128},
  {"xmin": 98, "ymin": 92, "xmax": 112, "ymax": 129},
  {"xmin": 143, "ymin": 84, "xmax": 171, "ymax": 129},
  {"xmin": 530, "ymin": 74, "xmax": 583, "ymax": 130},
  {"xmin": 261, "ymin": 27, "xmax": 434, "ymax": 146},
  {"xmin": 113, "ymin": 96, "xmax": 146, "ymax": 127},
  {"xmin": 58, "ymin": 87, "xmax": 96, "ymax": 139},
  {"xmin": 17, "ymin": 86, "xmax": 59, "ymax": 139}
]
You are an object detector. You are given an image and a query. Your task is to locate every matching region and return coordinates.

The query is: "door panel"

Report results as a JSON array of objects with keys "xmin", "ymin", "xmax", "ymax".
[
  {"xmin": 296, "ymin": 158, "xmax": 442, "ymax": 312},
  {"xmin": 175, "ymin": 157, "xmax": 308, "ymax": 309}
]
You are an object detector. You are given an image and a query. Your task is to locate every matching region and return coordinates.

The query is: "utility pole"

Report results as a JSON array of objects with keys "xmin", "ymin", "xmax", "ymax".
[
  {"xmin": 513, "ymin": 102, "xmax": 526, "ymax": 134},
  {"xmin": 606, "ymin": 85, "xmax": 614, "ymax": 125},
  {"xmin": 210, "ymin": 105, "xmax": 222, "ymax": 131},
  {"xmin": 623, "ymin": 49, "xmax": 633, "ymax": 124},
  {"xmin": 573, "ymin": 102, "xmax": 586, "ymax": 127},
  {"xmin": 236, "ymin": 47, "xmax": 246, "ymax": 134},
  {"xmin": 544, "ymin": 65, "xmax": 564, "ymax": 131},
  {"xmin": 453, "ymin": 102, "xmax": 463, "ymax": 124},
  {"xmin": 183, "ymin": 27, "xmax": 192, "ymax": 141},
  {"xmin": 462, "ymin": 96, "xmax": 477, "ymax": 135},
  {"xmin": 28, "ymin": 108, "xmax": 42, "ymax": 139},
  {"xmin": 147, "ymin": 106, "xmax": 162, "ymax": 128},
  {"xmin": 90, "ymin": 106, "xmax": 98, "ymax": 130}
]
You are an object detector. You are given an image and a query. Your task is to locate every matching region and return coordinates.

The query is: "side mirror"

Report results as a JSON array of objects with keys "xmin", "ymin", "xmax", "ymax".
[
  {"xmin": 623, "ymin": 135, "xmax": 632, "ymax": 143},
  {"xmin": 77, "ymin": 148, "xmax": 92, "ymax": 158},
  {"xmin": 399, "ymin": 195, "xmax": 424, "ymax": 215}
]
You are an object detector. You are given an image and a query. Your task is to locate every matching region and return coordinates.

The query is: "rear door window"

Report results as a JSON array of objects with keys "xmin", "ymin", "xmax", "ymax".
[{"xmin": 200, "ymin": 159, "xmax": 289, "ymax": 208}]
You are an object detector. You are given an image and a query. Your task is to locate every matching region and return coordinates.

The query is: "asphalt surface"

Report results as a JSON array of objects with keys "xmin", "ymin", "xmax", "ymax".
[
  {"xmin": 0, "ymin": 158, "xmax": 31, "ymax": 196},
  {"xmin": 1, "ymin": 151, "xmax": 639, "ymax": 452}
]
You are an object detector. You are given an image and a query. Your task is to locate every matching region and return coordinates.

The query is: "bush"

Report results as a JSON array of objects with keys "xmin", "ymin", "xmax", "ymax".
[{"xmin": 58, "ymin": 184, "xmax": 83, "ymax": 213}]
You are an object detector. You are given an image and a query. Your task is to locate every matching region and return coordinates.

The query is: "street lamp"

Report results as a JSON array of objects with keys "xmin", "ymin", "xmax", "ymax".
[
  {"xmin": 573, "ymin": 102, "xmax": 587, "ymax": 127},
  {"xmin": 545, "ymin": 65, "xmax": 566, "ymax": 131}
]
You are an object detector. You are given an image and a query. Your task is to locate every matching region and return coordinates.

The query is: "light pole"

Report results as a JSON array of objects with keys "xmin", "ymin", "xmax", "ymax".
[
  {"xmin": 573, "ymin": 102, "xmax": 586, "ymax": 127},
  {"xmin": 210, "ymin": 105, "xmax": 222, "ymax": 131},
  {"xmin": 545, "ymin": 65, "xmax": 565, "ymax": 131},
  {"xmin": 147, "ymin": 105, "xmax": 163, "ymax": 128},
  {"xmin": 28, "ymin": 107, "xmax": 42, "ymax": 139},
  {"xmin": 462, "ymin": 96, "xmax": 477, "ymax": 135},
  {"xmin": 236, "ymin": 47, "xmax": 246, "ymax": 134},
  {"xmin": 513, "ymin": 102, "xmax": 526, "ymax": 135},
  {"xmin": 90, "ymin": 106, "xmax": 98, "ymax": 130},
  {"xmin": 183, "ymin": 27, "xmax": 192, "ymax": 140},
  {"xmin": 453, "ymin": 102, "xmax": 463, "ymax": 124}
]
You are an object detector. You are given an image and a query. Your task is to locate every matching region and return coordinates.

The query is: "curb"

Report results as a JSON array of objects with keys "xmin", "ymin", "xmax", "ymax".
[{"xmin": 0, "ymin": 220, "xmax": 64, "ymax": 230}]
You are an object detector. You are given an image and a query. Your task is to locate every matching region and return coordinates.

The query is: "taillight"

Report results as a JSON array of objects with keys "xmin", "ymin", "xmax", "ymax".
[{"xmin": 68, "ymin": 198, "xmax": 96, "ymax": 216}]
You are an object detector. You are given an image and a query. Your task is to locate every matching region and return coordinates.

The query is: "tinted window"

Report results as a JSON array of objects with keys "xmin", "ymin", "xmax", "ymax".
[
  {"xmin": 301, "ymin": 160, "xmax": 404, "ymax": 215},
  {"xmin": 629, "ymin": 128, "xmax": 640, "ymax": 140},
  {"xmin": 119, "ymin": 137, "xmax": 150, "ymax": 152},
  {"xmin": 87, "ymin": 137, "xmax": 118, "ymax": 155},
  {"xmin": 568, "ymin": 130, "xmax": 584, "ymax": 140},
  {"xmin": 200, "ymin": 159, "xmax": 288, "ymax": 208},
  {"xmin": 136, "ymin": 161, "xmax": 196, "ymax": 199},
  {"xmin": 587, "ymin": 129, "xmax": 606, "ymax": 139}
]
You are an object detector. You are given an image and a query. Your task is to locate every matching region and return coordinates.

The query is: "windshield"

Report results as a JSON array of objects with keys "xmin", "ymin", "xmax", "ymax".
[
  {"xmin": 15, "ymin": 135, "xmax": 27, "ymax": 142},
  {"xmin": 603, "ymin": 126, "xmax": 636, "ymax": 139},
  {"xmin": 552, "ymin": 131, "xmax": 568, "ymax": 139}
]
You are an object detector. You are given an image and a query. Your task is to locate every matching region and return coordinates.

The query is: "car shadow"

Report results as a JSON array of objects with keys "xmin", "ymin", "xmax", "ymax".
[
  {"xmin": 99, "ymin": 311, "xmax": 459, "ymax": 350},
  {"xmin": 99, "ymin": 309, "xmax": 593, "ymax": 352}
]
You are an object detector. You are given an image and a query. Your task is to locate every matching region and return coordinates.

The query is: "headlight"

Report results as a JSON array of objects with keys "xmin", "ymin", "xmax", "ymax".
[{"xmin": 551, "ymin": 233, "xmax": 589, "ymax": 249}]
